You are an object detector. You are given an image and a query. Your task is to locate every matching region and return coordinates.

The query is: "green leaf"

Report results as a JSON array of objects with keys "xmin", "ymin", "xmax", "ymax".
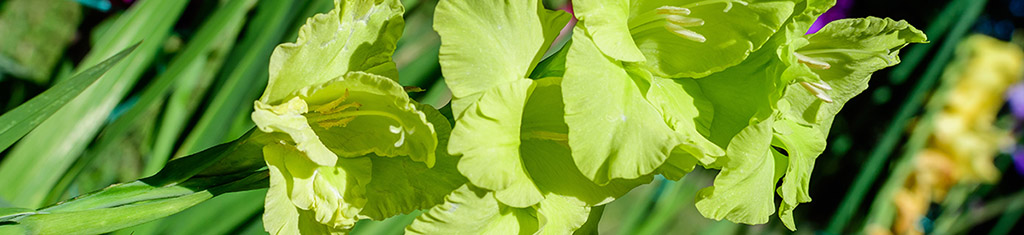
[
  {"xmin": 0, "ymin": 207, "xmax": 34, "ymax": 222},
  {"xmin": 563, "ymin": 25, "xmax": 680, "ymax": 184},
  {"xmin": 629, "ymin": 0, "xmax": 797, "ymax": 78},
  {"xmin": 0, "ymin": 43, "xmax": 136, "ymax": 153},
  {"xmin": 176, "ymin": 0, "xmax": 298, "ymax": 155},
  {"xmin": 406, "ymin": 185, "xmax": 540, "ymax": 235},
  {"xmin": 0, "ymin": 143, "xmax": 268, "ymax": 235},
  {"xmin": 0, "ymin": 0, "xmax": 188, "ymax": 208},
  {"xmin": 260, "ymin": 0, "xmax": 406, "ymax": 104},
  {"xmin": 433, "ymin": 0, "xmax": 568, "ymax": 115}
]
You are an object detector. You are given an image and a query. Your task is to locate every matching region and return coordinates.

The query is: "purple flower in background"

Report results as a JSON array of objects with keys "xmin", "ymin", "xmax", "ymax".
[
  {"xmin": 1007, "ymin": 83, "xmax": 1024, "ymax": 119},
  {"xmin": 808, "ymin": 0, "xmax": 853, "ymax": 34},
  {"xmin": 1008, "ymin": 83, "xmax": 1024, "ymax": 176}
]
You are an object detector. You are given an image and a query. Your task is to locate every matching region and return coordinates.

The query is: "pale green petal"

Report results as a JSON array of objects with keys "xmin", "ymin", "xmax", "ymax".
[
  {"xmin": 655, "ymin": 148, "xmax": 700, "ymax": 181},
  {"xmin": 792, "ymin": 0, "xmax": 836, "ymax": 33},
  {"xmin": 694, "ymin": 115, "xmax": 780, "ymax": 225},
  {"xmin": 789, "ymin": 17, "xmax": 927, "ymax": 126},
  {"xmin": 535, "ymin": 194, "xmax": 591, "ymax": 235},
  {"xmin": 406, "ymin": 185, "xmax": 539, "ymax": 235},
  {"xmin": 632, "ymin": 0, "xmax": 796, "ymax": 78},
  {"xmin": 433, "ymin": 0, "xmax": 568, "ymax": 115},
  {"xmin": 772, "ymin": 118, "xmax": 824, "ymax": 230},
  {"xmin": 450, "ymin": 79, "xmax": 544, "ymax": 207},
  {"xmin": 310, "ymin": 157, "xmax": 373, "ymax": 229},
  {"xmin": 521, "ymin": 139, "xmax": 652, "ymax": 206},
  {"xmin": 573, "ymin": 0, "xmax": 645, "ymax": 62},
  {"xmin": 253, "ymin": 97, "xmax": 337, "ymax": 166},
  {"xmin": 261, "ymin": 0, "xmax": 405, "ymax": 104},
  {"xmin": 692, "ymin": 40, "xmax": 783, "ymax": 149},
  {"xmin": 646, "ymin": 76, "xmax": 724, "ymax": 165},
  {"xmin": 563, "ymin": 26, "xmax": 680, "ymax": 184},
  {"xmin": 361, "ymin": 104, "xmax": 467, "ymax": 219},
  {"xmin": 689, "ymin": 37, "xmax": 788, "ymax": 225},
  {"xmin": 771, "ymin": 17, "xmax": 925, "ymax": 230},
  {"xmin": 520, "ymin": 77, "xmax": 568, "ymax": 134},
  {"xmin": 253, "ymin": 72, "xmax": 438, "ymax": 167},
  {"xmin": 522, "ymin": 78, "xmax": 653, "ymax": 205},
  {"xmin": 262, "ymin": 142, "xmax": 372, "ymax": 230},
  {"xmin": 263, "ymin": 144, "xmax": 345, "ymax": 235}
]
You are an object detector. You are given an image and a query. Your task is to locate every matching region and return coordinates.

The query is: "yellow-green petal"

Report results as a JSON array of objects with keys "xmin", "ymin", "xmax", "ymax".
[
  {"xmin": 261, "ymin": 0, "xmax": 405, "ymax": 104},
  {"xmin": 563, "ymin": 25, "xmax": 680, "ymax": 184}
]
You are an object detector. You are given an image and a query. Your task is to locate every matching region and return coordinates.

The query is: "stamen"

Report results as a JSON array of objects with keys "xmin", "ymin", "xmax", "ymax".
[
  {"xmin": 794, "ymin": 52, "xmax": 831, "ymax": 70},
  {"xmin": 665, "ymin": 15, "xmax": 705, "ymax": 27},
  {"xmin": 807, "ymin": 81, "xmax": 832, "ymax": 91},
  {"xmin": 394, "ymin": 131, "xmax": 405, "ymax": 147},
  {"xmin": 657, "ymin": 6, "xmax": 706, "ymax": 43},
  {"xmin": 679, "ymin": 0, "xmax": 749, "ymax": 13},
  {"xmin": 665, "ymin": 23, "xmax": 706, "ymax": 43},
  {"xmin": 656, "ymin": 6, "xmax": 691, "ymax": 15},
  {"xmin": 314, "ymin": 89, "xmax": 350, "ymax": 114},
  {"xmin": 318, "ymin": 116, "xmax": 357, "ymax": 129},
  {"xmin": 800, "ymin": 82, "xmax": 834, "ymax": 103}
]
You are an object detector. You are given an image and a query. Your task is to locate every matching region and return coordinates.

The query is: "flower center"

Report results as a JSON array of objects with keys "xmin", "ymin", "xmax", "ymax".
[
  {"xmin": 305, "ymin": 89, "xmax": 411, "ymax": 147},
  {"xmin": 654, "ymin": 1, "xmax": 749, "ymax": 43},
  {"xmin": 309, "ymin": 89, "xmax": 363, "ymax": 129}
]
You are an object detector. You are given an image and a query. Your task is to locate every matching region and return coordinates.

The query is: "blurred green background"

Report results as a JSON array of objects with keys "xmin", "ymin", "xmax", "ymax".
[{"xmin": 1, "ymin": 0, "xmax": 1023, "ymax": 234}]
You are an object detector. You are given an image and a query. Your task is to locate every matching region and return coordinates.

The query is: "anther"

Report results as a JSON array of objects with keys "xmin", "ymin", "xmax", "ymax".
[
  {"xmin": 658, "ymin": 6, "xmax": 706, "ymax": 43},
  {"xmin": 665, "ymin": 15, "xmax": 705, "ymax": 27},
  {"xmin": 794, "ymin": 52, "xmax": 831, "ymax": 70},
  {"xmin": 318, "ymin": 116, "xmax": 357, "ymax": 129},
  {"xmin": 665, "ymin": 24, "xmax": 706, "ymax": 43},
  {"xmin": 800, "ymin": 82, "xmax": 834, "ymax": 103},
  {"xmin": 314, "ymin": 89, "xmax": 351, "ymax": 114},
  {"xmin": 656, "ymin": 6, "xmax": 691, "ymax": 15}
]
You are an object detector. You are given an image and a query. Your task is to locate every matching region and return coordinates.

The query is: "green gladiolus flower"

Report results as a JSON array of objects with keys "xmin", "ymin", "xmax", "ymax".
[
  {"xmin": 409, "ymin": 0, "xmax": 651, "ymax": 233},
  {"xmin": 688, "ymin": 14, "xmax": 927, "ymax": 231},
  {"xmin": 572, "ymin": 0, "xmax": 797, "ymax": 78},
  {"xmin": 562, "ymin": 0, "xmax": 805, "ymax": 185},
  {"xmin": 567, "ymin": 0, "xmax": 926, "ymax": 230},
  {"xmin": 253, "ymin": 0, "xmax": 464, "ymax": 233}
]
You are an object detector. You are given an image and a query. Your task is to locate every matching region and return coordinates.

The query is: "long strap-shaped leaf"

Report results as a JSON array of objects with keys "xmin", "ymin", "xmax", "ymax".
[
  {"xmin": 0, "ymin": 128, "xmax": 269, "ymax": 234},
  {"xmin": 0, "ymin": 44, "xmax": 138, "ymax": 152}
]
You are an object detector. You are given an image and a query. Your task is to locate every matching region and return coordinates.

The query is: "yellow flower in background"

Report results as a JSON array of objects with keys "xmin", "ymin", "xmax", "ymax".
[{"xmin": 892, "ymin": 35, "xmax": 1023, "ymax": 235}]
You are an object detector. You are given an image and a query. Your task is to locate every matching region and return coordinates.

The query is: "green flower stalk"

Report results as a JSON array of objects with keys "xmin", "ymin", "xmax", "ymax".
[{"xmin": 252, "ymin": 0, "xmax": 463, "ymax": 233}]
